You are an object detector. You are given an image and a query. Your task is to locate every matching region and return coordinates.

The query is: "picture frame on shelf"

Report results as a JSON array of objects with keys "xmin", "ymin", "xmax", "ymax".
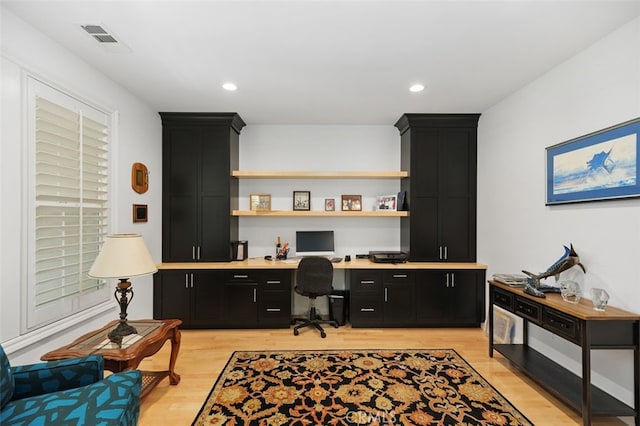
[
  {"xmin": 324, "ymin": 198, "xmax": 335, "ymax": 211},
  {"xmin": 546, "ymin": 117, "xmax": 640, "ymax": 205},
  {"xmin": 293, "ymin": 191, "xmax": 311, "ymax": 211},
  {"xmin": 341, "ymin": 194, "xmax": 362, "ymax": 211},
  {"xmin": 374, "ymin": 194, "xmax": 397, "ymax": 211},
  {"xmin": 250, "ymin": 194, "xmax": 271, "ymax": 211}
]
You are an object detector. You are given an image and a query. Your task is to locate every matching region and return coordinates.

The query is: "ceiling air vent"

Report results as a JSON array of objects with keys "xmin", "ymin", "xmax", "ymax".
[
  {"xmin": 81, "ymin": 24, "xmax": 118, "ymax": 43},
  {"xmin": 78, "ymin": 23, "xmax": 131, "ymax": 52}
]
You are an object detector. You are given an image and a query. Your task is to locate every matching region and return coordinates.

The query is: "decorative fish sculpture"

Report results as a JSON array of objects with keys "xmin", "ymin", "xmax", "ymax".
[{"xmin": 522, "ymin": 244, "xmax": 586, "ymax": 298}]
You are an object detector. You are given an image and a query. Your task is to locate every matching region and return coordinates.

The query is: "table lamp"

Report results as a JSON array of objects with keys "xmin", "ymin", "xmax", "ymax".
[{"xmin": 88, "ymin": 233, "xmax": 157, "ymax": 343}]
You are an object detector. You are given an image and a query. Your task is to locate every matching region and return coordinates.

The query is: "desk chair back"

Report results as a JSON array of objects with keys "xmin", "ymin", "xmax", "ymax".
[{"xmin": 296, "ymin": 256, "xmax": 333, "ymax": 297}]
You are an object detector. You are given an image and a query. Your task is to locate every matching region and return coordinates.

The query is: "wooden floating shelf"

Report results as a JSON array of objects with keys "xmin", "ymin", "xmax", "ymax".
[
  {"xmin": 232, "ymin": 170, "xmax": 408, "ymax": 179},
  {"xmin": 233, "ymin": 210, "xmax": 408, "ymax": 217}
]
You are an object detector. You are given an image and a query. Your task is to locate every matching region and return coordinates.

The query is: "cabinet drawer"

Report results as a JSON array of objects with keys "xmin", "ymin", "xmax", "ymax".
[
  {"xmin": 492, "ymin": 288, "xmax": 514, "ymax": 311},
  {"xmin": 543, "ymin": 307, "xmax": 580, "ymax": 343},
  {"xmin": 515, "ymin": 297, "xmax": 541, "ymax": 323},
  {"xmin": 261, "ymin": 270, "xmax": 290, "ymax": 291},
  {"xmin": 259, "ymin": 292, "xmax": 291, "ymax": 326},
  {"xmin": 350, "ymin": 297, "xmax": 382, "ymax": 326},
  {"xmin": 383, "ymin": 270, "xmax": 415, "ymax": 284},
  {"xmin": 350, "ymin": 270, "xmax": 382, "ymax": 293},
  {"xmin": 224, "ymin": 270, "xmax": 258, "ymax": 283}
]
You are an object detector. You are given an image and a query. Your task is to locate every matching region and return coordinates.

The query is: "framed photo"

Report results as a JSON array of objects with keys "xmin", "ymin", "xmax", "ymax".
[
  {"xmin": 293, "ymin": 191, "xmax": 310, "ymax": 211},
  {"xmin": 325, "ymin": 198, "xmax": 335, "ymax": 211},
  {"xmin": 132, "ymin": 204, "xmax": 148, "ymax": 223},
  {"xmin": 375, "ymin": 194, "xmax": 397, "ymax": 211},
  {"xmin": 341, "ymin": 194, "xmax": 362, "ymax": 211},
  {"xmin": 250, "ymin": 194, "xmax": 271, "ymax": 211},
  {"xmin": 546, "ymin": 118, "xmax": 640, "ymax": 205}
]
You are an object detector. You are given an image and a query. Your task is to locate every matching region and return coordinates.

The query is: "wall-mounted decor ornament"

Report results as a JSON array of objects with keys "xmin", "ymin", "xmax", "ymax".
[{"xmin": 131, "ymin": 162, "xmax": 149, "ymax": 194}]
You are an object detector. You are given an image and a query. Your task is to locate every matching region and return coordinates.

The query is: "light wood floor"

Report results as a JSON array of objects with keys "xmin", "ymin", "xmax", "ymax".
[{"xmin": 137, "ymin": 326, "xmax": 631, "ymax": 425}]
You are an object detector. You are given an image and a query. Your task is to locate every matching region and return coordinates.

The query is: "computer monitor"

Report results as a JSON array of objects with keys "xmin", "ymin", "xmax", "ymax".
[{"xmin": 295, "ymin": 230, "xmax": 335, "ymax": 257}]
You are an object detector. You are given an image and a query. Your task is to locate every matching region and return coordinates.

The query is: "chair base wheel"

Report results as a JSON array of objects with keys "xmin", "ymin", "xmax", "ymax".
[
  {"xmin": 320, "ymin": 331, "xmax": 326, "ymax": 338},
  {"xmin": 294, "ymin": 329, "xmax": 299, "ymax": 336}
]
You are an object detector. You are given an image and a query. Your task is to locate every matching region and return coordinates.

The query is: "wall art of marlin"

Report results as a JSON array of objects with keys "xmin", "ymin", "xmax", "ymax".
[{"xmin": 522, "ymin": 244, "xmax": 586, "ymax": 297}]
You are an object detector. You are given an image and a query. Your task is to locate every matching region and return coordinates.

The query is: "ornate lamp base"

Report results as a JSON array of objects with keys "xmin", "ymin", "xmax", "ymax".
[
  {"xmin": 108, "ymin": 278, "xmax": 138, "ymax": 345},
  {"xmin": 108, "ymin": 320, "xmax": 138, "ymax": 344}
]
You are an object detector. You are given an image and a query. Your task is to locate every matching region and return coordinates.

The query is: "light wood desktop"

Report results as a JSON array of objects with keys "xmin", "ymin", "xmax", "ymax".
[{"xmin": 157, "ymin": 257, "xmax": 487, "ymax": 271}]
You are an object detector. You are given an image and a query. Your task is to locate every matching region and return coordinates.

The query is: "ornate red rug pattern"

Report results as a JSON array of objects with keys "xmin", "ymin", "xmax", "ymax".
[{"xmin": 192, "ymin": 349, "xmax": 533, "ymax": 425}]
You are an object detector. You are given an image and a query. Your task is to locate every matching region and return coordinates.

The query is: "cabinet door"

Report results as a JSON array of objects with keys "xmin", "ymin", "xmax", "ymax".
[
  {"xmin": 415, "ymin": 270, "xmax": 483, "ymax": 326},
  {"xmin": 223, "ymin": 283, "xmax": 258, "ymax": 327},
  {"xmin": 162, "ymin": 127, "xmax": 200, "ymax": 261},
  {"xmin": 383, "ymin": 271, "xmax": 415, "ymax": 326},
  {"xmin": 439, "ymin": 197, "xmax": 474, "ymax": 261},
  {"xmin": 410, "ymin": 197, "xmax": 440, "ymax": 261},
  {"xmin": 153, "ymin": 271, "xmax": 191, "ymax": 326},
  {"xmin": 415, "ymin": 271, "xmax": 450, "ymax": 324},
  {"xmin": 447, "ymin": 270, "xmax": 483, "ymax": 326},
  {"xmin": 191, "ymin": 271, "xmax": 225, "ymax": 327}
]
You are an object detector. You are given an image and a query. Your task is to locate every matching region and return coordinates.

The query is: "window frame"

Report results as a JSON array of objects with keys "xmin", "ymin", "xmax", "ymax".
[{"xmin": 24, "ymin": 76, "xmax": 113, "ymax": 332}]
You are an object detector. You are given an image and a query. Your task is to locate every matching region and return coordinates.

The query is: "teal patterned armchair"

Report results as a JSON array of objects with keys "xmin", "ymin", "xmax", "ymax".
[{"xmin": 1, "ymin": 343, "xmax": 141, "ymax": 425}]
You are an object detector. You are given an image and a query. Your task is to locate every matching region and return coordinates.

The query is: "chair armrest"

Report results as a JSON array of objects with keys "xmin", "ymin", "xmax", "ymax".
[
  {"xmin": 11, "ymin": 355, "xmax": 104, "ymax": 401},
  {"xmin": 1, "ymin": 370, "xmax": 141, "ymax": 426}
]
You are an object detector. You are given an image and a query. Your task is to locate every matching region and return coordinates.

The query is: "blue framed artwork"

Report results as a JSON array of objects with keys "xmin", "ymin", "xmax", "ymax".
[{"xmin": 546, "ymin": 117, "xmax": 640, "ymax": 205}]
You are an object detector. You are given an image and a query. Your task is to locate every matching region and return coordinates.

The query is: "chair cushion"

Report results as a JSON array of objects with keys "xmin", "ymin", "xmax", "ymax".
[{"xmin": 0, "ymin": 345, "xmax": 14, "ymax": 409}]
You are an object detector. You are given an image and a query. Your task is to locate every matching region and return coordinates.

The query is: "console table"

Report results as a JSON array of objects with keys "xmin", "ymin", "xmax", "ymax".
[{"xmin": 488, "ymin": 280, "xmax": 639, "ymax": 426}]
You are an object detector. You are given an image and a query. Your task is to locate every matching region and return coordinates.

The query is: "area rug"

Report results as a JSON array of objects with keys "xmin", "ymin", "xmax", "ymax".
[{"xmin": 192, "ymin": 349, "xmax": 533, "ymax": 425}]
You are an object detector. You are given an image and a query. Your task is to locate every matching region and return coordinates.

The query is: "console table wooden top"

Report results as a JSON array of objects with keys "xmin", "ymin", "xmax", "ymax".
[
  {"xmin": 157, "ymin": 258, "xmax": 487, "ymax": 270},
  {"xmin": 490, "ymin": 280, "xmax": 639, "ymax": 321}
]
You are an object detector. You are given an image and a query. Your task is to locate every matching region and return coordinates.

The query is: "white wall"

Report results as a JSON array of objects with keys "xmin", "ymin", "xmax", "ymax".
[
  {"xmin": 1, "ymin": 7, "xmax": 162, "ymax": 364},
  {"xmin": 478, "ymin": 17, "xmax": 640, "ymax": 409},
  {"xmin": 238, "ymin": 125, "xmax": 402, "ymax": 312}
]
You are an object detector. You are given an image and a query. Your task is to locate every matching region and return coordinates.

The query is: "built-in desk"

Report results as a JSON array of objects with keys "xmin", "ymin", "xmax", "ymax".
[
  {"xmin": 154, "ymin": 259, "xmax": 487, "ymax": 329},
  {"xmin": 156, "ymin": 258, "xmax": 486, "ymax": 270},
  {"xmin": 489, "ymin": 280, "xmax": 640, "ymax": 426}
]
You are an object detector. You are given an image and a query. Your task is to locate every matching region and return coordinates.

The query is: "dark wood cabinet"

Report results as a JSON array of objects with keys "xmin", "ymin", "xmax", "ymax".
[
  {"xmin": 395, "ymin": 114, "xmax": 480, "ymax": 262},
  {"xmin": 160, "ymin": 113, "xmax": 245, "ymax": 262},
  {"xmin": 349, "ymin": 268, "xmax": 485, "ymax": 328},
  {"xmin": 153, "ymin": 270, "xmax": 224, "ymax": 328},
  {"xmin": 153, "ymin": 268, "xmax": 291, "ymax": 329},
  {"xmin": 415, "ymin": 270, "xmax": 485, "ymax": 327},
  {"xmin": 349, "ymin": 270, "xmax": 415, "ymax": 327}
]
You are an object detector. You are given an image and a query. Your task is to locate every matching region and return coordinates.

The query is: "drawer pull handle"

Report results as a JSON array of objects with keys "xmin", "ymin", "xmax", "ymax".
[
  {"xmin": 234, "ymin": 275, "xmax": 249, "ymax": 279},
  {"xmin": 266, "ymin": 280, "xmax": 281, "ymax": 284},
  {"xmin": 360, "ymin": 308, "xmax": 375, "ymax": 312},
  {"xmin": 361, "ymin": 280, "xmax": 375, "ymax": 285},
  {"xmin": 393, "ymin": 274, "xmax": 407, "ymax": 278},
  {"xmin": 266, "ymin": 308, "xmax": 281, "ymax": 312}
]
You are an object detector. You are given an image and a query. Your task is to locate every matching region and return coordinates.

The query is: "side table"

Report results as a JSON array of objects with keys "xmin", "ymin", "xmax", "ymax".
[{"xmin": 41, "ymin": 319, "xmax": 182, "ymax": 399}]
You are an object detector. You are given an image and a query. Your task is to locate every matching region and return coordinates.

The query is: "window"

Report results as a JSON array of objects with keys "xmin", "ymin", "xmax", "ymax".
[{"xmin": 26, "ymin": 77, "xmax": 111, "ymax": 330}]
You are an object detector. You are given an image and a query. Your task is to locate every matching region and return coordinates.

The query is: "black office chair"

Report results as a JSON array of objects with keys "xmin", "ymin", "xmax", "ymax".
[{"xmin": 292, "ymin": 257, "xmax": 339, "ymax": 338}]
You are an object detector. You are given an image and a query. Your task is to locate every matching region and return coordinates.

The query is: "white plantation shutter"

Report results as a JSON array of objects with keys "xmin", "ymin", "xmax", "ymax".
[{"xmin": 27, "ymin": 78, "xmax": 111, "ymax": 330}]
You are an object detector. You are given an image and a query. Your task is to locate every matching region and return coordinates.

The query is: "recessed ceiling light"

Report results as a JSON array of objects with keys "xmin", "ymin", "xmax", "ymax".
[
  {"xmin": 409, "ymin": 84, "xmax": 425, "ymax": 93},
  {"xmin": 222, "ymin": 82, "xmax": 237, "ymax": 91}
]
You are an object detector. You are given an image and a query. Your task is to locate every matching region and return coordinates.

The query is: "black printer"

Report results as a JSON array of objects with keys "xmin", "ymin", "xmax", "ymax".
[{"xmin": 369, "ymin": 251, "xmax": 408, "ymax": 263}]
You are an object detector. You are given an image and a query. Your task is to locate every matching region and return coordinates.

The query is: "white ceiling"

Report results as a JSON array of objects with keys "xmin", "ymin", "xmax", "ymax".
[{"xmin": 3, "ymin": 0, "xmax": 640, "ymax": 125}]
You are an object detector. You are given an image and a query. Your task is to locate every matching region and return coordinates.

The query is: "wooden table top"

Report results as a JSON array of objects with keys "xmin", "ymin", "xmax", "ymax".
[
  {"xmin": 490, "ymin": 280, "xmax": 640, "ymax": 321},
  {"xmin": 41, "ymin": 319, "xmax": 182, "ymax": 362}
]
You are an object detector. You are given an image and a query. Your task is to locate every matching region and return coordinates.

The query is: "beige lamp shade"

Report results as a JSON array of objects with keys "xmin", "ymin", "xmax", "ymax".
[{"xmin": 88, "ymin": 233, "xmax": 157, "ymax": 279}]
